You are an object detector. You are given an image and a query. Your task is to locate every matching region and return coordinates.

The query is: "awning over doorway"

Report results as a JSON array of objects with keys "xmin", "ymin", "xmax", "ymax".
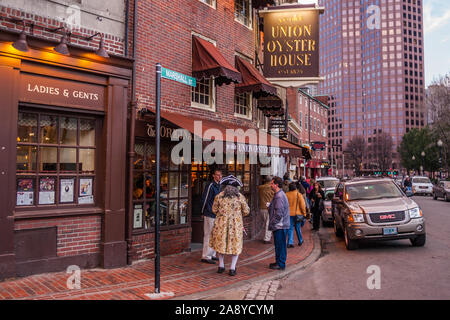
[
  {"xmin": 234, "ymin": 56, "xmax": 277, "ymax": 98},
  {"xmin": 147, "ymin": 109, "xmax": 304, "ymax": 158},
  {"xmin": 192, "ymin": 36, "xmax": 242, "ymax": 86}
]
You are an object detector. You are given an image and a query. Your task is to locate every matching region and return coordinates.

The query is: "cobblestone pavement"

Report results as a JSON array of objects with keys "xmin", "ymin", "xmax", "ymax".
[
  {"xmin": 244, "ymin": 280, "xmax": 280, "ymax": 300},
  {"xmin": 0, "ymin": 227, "xmax": 315, "ymax": 300}
]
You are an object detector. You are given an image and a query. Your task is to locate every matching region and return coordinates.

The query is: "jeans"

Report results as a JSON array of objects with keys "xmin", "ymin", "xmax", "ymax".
[
  {"xmin": 273, "ymin": 229, "xmax": 288, "ymax": 269},
  {"xmin": 288, "ymin": 216, "xmax": 304, "ymax": 245}
]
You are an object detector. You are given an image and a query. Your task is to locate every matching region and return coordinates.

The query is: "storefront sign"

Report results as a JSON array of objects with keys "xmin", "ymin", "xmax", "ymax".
[
  {"xmin": 312, "ymin": 141, "xmax": 326, "ymax": 150},
  {"xmin": 20, "ymin": 74, "xmax": 105, "ymax": 111},
  {"xmin": 262, "ymin": 9, "xmax": 320, "ymax": 78},
  {"xmin": 226, "ymin": 142, "xmax": 282, "ymax": 155}
]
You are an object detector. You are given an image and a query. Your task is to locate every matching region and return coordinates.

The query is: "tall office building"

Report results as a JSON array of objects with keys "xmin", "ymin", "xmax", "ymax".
[{"xmin": 318, "ymin": 0, "xmax": 425, "ymax": 173}]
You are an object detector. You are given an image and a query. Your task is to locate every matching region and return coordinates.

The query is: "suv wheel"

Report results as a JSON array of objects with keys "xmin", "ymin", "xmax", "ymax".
[
  {"xmin": 334, "ymin": 217, "xmax": 343, "ymax": 237},
  {"xmin": 410, "ymin": 234, "xmax": 426, "ymax": 247},
  {"xmin": 344, "ymin": 226, "xmax": 358, "ymax": 250}
]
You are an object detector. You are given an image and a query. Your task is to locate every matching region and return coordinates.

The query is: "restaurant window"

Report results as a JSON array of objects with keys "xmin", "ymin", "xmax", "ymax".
[
  {"xmin": 234, "ymin": 91, "xmax": 252, "ymax": 119},
  {"xmin": 235, "ymin": 0, "xmax": 252, "ymax": 28},
  {"xmin": 191, "ymin": 77, "xmax": 215, "ymax": 111},
  {"xmin": 16, "ymin": 110, "xmax": 97, "ymax": 207},
  {"xmin": 191, "ymin": 155, "xmax": 252, "ymax": 219},
  {"xmin": 132, "ymin": 140, "xmax": 189, "ymax": 230}
]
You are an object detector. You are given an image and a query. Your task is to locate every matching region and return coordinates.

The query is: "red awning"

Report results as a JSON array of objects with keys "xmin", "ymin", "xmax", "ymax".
[
  {"xmin": 235, "ymin": 56, "xmax": 277, "ymax": 98},
  {"xmin": 257, "ymin": 95, "xmax": 284, "ymax": 117},
  {"xmin": 192, "ymin": 36, "xmax": 242, "ymax": 86},
  {"xmin": 149, "ymin": 109, "xmax": 304, "ymax": 158}
]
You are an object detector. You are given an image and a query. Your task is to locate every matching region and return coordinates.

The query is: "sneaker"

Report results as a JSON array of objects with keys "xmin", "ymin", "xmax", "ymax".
[{"xmin": 201, "ymin": 259, "xmax": 216, "ymax": 264}]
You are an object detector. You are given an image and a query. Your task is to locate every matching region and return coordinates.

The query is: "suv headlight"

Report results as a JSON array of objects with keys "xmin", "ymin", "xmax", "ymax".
[
  {"xmin": 409, "ymin": 207, "xmax": 422, "ymax": 219},
  {"xmin": 349, "ymin": 213, "xmax": 364, "ymax": 223}
]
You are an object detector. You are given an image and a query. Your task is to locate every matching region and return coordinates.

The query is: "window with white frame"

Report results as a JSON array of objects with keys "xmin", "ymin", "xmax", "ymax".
[
  {"xmin": 235, "ymin": 0, "xmax": 252, "ymax": 28},
  {"xmin": 191, "ymin": 77, "xmax": 215, "ymax": 110},
  {"xmin": 199, "ymin": 0, "xmax": 216, "ymax": 8},
  {"xmin": 234, "ymin": 91, "xmax": 252, "ymax": 118}
]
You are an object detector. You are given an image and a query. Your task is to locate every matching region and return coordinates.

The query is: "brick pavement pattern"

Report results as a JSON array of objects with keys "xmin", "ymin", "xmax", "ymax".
[{"xmin": 0, "ymin": 228, "xmax": 313, "ymax": 300}]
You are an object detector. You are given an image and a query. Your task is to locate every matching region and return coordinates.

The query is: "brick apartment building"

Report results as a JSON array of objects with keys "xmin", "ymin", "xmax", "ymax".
[{"xmin": 287, "ymin": 87, "xmax": 329, "ymax": 179}]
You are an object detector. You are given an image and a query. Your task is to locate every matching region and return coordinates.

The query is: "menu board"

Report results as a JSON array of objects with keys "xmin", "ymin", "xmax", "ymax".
[
  {"xmin": 17, "ymin": 178, "xmax": 34, "ymax": 206},
  {"xmin": 133, "ymin": 204, "xmax": 143, "ymax": 229}
]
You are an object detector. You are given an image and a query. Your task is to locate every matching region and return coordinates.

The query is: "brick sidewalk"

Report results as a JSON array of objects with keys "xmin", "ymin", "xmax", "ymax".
[{"xmin": 0, "ymin": 227, "xmax": 314, "ymax": 300}]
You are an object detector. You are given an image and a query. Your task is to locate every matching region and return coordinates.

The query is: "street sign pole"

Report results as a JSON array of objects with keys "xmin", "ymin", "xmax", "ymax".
[
  {"xmin": 145, "ymin": 64, "xmax": 196, "ymax": 299},
  {"xmin": 155, "ymin": 63, "xmax": 161, "ymax": 294}
]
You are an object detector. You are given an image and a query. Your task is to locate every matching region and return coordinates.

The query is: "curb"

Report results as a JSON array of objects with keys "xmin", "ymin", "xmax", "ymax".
[{"xmin": 172, "ymin": 231, "xmax": 322, "ymax": 300}]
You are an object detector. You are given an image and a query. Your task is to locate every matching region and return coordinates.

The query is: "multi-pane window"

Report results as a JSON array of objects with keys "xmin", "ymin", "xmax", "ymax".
[
  {"xmin": 132, "ymin": 140, "xmax": 189, "ymax": 230},
  {"xmin": 16, "ymin": 110, "xmax": 97, "ymax": 207},
  {"xmin": 234, "ymin": 92, "xmax": 252, "ymax": 118},
  {"xmin": 199, "ymin": 0, "xmax": 216, "ymax": 7},
  {"xmin": 235, "ymin": 0, "xmax": 252, "ymax": 27},
  {"xmin": 191, "ymin": 78, "xmax": 214, "ymax": 110}
]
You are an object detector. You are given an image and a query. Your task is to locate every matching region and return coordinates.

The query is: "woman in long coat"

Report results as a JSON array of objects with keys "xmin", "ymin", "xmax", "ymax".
[{"xmin": 209, "ymin": 177, "xmax": 249, "ymax": 276}]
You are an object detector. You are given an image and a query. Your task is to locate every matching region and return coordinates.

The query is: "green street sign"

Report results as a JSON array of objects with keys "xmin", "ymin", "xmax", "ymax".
[{"xmin": 161, "ymin": 67, "xmax": 196, "ymax": 87}]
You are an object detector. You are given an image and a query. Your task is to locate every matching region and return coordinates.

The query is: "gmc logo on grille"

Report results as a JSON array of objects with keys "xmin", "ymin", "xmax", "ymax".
[{"xmin": 379, "ymin": 214, "xmax": 396, "ymax": 220}]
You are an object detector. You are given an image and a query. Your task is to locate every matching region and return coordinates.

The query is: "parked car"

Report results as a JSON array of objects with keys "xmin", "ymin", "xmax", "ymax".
[
  {"xmin": 321, "ymin": 191, "xmax": 334, "ymax": 226},
  {"xmin": 433, "ymin": 181, "xmax": 450, "ymax": 202},
  {"xmin": 332, "ymin": 178, "xmax": 426, "ymax": 250},
  {"xmin": 411, "ymin": 176, "xmax": 433, "ymax": 196}
]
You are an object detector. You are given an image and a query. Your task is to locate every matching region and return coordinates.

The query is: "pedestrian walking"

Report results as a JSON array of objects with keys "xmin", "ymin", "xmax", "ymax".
[
  {"xmin": 268, "ymin": 176, "xmax": 290, "ymax": 270},
  {"xmin": 257, "ymin": 175, "xmax": 274, "ymax": 244},
  {"xmin": 310, "ymin": 182, "xmax": 325, "ymax": 231},
  {"xmin": 200, "ymin": 169, "xmax": 222, "ymax": 264},
  {"xmin": 286, "ymin": 182, "xmax": 307, "ymax": 247},
  {"xmin": 209, "ymin": 176, "xmax": 249, "ymax": 276},
  {"xmin": 282, "ymin": 173, "xmax": 291, "ymax": 193}
]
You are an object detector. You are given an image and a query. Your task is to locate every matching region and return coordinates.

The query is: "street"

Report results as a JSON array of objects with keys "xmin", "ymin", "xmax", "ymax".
[{"xmin": 275, "ymin": 196, "xmax": 450, "ymax": 300}]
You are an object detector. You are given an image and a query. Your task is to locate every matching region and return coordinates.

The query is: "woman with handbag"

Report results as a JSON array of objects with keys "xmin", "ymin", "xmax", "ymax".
[
  {"xmin": 286, "ymin": 182, "xmax": 307, "ymax": 248},
  {"xmin": 310, "ymin": 182, "xmax": 325, "ymax": 231}
]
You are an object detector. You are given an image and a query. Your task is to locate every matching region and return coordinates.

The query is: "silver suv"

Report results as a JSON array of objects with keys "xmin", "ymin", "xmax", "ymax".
[{"xmin": 332, "ymin": 178, "xmax": 426, "ymax": 250}]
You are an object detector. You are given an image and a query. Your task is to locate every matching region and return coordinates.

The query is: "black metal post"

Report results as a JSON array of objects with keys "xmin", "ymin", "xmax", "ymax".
[
  {"xmin": 439, "ymin": 147, "xmax": 442, "ymax": 180},
  {"xmin": 155, "ymin": 63, "xmax": 161, "ymax": 294}
]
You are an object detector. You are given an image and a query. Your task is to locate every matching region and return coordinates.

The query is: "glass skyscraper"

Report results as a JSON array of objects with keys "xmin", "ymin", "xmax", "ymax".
[{"xmin": 318, "ymin": 0, "xmax": 425, "ymax": 172}]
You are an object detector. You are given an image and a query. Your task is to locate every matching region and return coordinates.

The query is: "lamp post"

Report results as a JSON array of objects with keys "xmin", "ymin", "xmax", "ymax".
[
  {"xmin": 412, "ymin": 155, "xmax": 415, "ymax": 175},
  {"xmin": 438, "ymin": 139, "xmax": 443, "ymax": 180},
  {"xmin": 421, "ymin": 151, "xmax": 425, "ymax": 176}
]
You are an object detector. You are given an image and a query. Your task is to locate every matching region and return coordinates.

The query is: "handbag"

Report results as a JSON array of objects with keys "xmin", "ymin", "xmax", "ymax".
[{"xmin": 294, "ymin": 192, "xmax": 305, "ymax": 224}]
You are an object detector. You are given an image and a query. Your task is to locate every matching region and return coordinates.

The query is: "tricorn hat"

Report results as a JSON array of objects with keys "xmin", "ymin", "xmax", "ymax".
[{"xmin": 219, "ymin": 175, "xmax": 243, "ymax": 187}]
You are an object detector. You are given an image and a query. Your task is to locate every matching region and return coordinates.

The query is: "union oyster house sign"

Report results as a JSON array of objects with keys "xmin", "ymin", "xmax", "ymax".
[{"xmin": 260, "ymin": 6, "xmax": 324, "ymax": 85}]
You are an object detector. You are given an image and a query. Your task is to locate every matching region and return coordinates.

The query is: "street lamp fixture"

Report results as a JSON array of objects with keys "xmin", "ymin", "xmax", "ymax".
[
  {"xmin": 420, "ymin": 151, "xmax": 425, "ymax": 176},
  {"xmin": 437, "ymin": 139, "xmax": 443, "ymax": 180}
]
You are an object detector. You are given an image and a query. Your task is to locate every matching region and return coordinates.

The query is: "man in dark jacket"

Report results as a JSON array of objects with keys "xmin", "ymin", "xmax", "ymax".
[
  {"xmin": 200, "ymin": 169, "xmax": 222, "ymax": 264},
  {"xmin": 268, "ymin": 176, "xmax": 290, "ymax": 270}
]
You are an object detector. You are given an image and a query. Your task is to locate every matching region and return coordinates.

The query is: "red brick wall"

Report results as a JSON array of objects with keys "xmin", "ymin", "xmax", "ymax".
[
  {"xmin": 131, "ymin": 227, "xmax": 191, "ymax": 260},
  {"xmin": 0, "ymin": 5, "xmax": 125, "ymax": 56},
  {"xmin": 135, "ymin": 0, "xmax": 256, "ymax": 126},
  {"xmin": 15, "ymin": 215, "xmax": 102, "ymax": 257}
]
